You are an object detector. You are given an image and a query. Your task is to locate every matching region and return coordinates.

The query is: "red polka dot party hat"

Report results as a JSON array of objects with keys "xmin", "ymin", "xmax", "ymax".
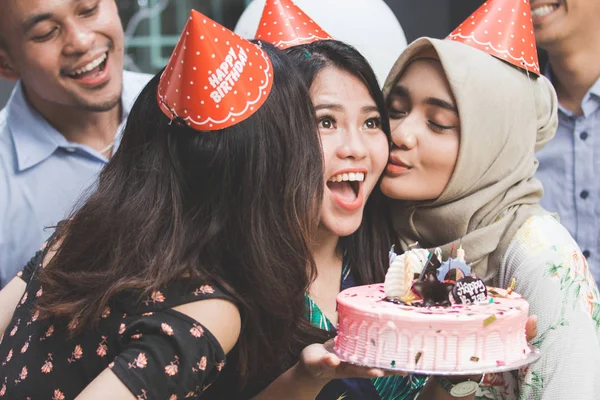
[
  {"xmin": 157, "ymin": 10, "xmax": 274, "ymax": 131},
  {"xmin": 255, "ymin": 0, "xmax": 333, "ymax": 49},
  {"xmin": 447, "ymin": 0, "xmax": 539, "ymax": 75}
]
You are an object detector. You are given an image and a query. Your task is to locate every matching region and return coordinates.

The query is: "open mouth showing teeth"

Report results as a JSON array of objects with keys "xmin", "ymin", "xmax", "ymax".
[
  {"xmin": 67, "ymin": 52, "xmax": 108, "ymax": 79},
  {"xmin": 327, "ymin": 172, "xmax": 365, "ymax": 201},
  {"xmin": 531, "ymin": 4, "xmax": 559, "ymax": 18}
]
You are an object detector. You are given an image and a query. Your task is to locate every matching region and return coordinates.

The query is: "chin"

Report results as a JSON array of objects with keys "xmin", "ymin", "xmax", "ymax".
[
  {"xmin": 380, "ymin": 179, "xmax": 406, "ymax": 200},
  {"xmin": 533, "ymin": 26, "xmax": 562, "ymax": 45},
  {"xmin": 383, "ymin": 191, "xmax": 416, "ymax": 201},
  {"xmin": 336, "ymin": 217, "xmax": 364, "ymax": 237},
  {"xmin": 322, "ymin": 218, "xmax": 362, "ymax": 238},
  {"xmin": 80, "ymin": 90, "xmax": 122, "ymax": 112},
  {"xmin": 380, "ymin": 183, "xmax": 436, "ymax": 202},
  {"xmin": 338, "ymin": 226, "xmax": 362, "ymax": 237},
  {"xmin": 534, "ymin": 19, "xmax": 571, "ymax": 47}
]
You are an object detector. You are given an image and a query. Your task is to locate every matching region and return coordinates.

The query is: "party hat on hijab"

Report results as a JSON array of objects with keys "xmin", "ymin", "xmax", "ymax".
[
  {"xmin": 255, "ymin": 0, "xmax": 333, "ymax": 49},
  {"xmin": 157, "ymin": 10, "xmax": 274, "ymax": 131},
  {"xmin": 447, "ymin": 0, "xmax": 539, "ymax": 75}
]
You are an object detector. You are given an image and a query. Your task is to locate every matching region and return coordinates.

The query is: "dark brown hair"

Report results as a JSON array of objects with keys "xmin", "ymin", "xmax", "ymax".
[
  {"xmin": 286, "ymin": 40, "xmax": 395, "ymax": 286},
  {"xmin": 35, "ymin": 42, "xmax": 323, "ymax": 388}
]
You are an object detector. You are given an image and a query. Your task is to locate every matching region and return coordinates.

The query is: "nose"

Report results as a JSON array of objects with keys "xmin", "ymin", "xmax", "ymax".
[
  {"xmin": 62, "ymin": 20, "xmax": 95, "ymax": 55},
  {"xmin": 390, "ymin": 116, "xmax": 417, "ymax": 150},
  {"xmin": 335, "ymin": 125, "xmax": 368, "ymax": 160}
]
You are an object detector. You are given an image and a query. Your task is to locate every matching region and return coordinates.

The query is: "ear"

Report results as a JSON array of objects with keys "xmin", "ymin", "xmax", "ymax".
[{"xmin": 0, "ymin": 48, "xmax": 20, "ymax": 81}]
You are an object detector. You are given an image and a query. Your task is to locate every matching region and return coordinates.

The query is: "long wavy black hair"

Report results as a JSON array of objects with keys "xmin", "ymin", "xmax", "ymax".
[{"xmin": 35, "ymin": 42, "xmax": 324, "ymax": 389}]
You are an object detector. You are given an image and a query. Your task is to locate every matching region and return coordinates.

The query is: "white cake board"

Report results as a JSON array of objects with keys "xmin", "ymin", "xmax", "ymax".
[{"xmin": 324, "ymin": 339, "xmax": 541, "ymax": 376}]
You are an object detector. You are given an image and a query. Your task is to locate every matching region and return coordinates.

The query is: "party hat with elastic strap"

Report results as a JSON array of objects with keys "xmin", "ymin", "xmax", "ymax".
[
  {"xmin": 447, "ymin": 0, "xmax": 539, "ymax": 75},
  {"xmin": 255, "ymin": 0, "xmax": 332, "ymax": 49},
  {"xmin": 157, "ymin": 10, "xmax": 274, "ymax": 131}
]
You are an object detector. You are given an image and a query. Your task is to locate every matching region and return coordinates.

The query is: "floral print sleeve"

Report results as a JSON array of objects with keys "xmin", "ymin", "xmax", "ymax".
[
  {"xmin": 110, "ymin": 308, "xmax": 226, "ymax": 400},
  {"xmin": 477, "ymin": 215, "xmax": 600, "ymax": 400},
  {"xmin": 2, "ymin": 257, "xmax": 235, "ymax": 400}
]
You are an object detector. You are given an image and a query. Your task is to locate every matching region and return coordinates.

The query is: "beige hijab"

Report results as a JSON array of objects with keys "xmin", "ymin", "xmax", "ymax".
[{"xmin": 382, "ymin": 38, "xmax": 558, "ymax": 283}]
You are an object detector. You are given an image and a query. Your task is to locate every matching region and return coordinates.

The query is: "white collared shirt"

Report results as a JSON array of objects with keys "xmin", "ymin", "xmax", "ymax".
[{"xmin": 0, "ymin": 70, "xmax": 152, "ymax": 287}]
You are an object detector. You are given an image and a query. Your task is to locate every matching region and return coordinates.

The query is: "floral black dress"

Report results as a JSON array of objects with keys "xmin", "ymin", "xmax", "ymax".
[{"xmin": 0, "ymin": 249, "xmax": 233, "ymax": 399}]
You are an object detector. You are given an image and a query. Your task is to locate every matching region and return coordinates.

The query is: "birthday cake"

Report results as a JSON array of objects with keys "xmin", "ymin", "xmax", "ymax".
[{"xmin": 333, "ymin": 247, "xmax": 530, "ymax": 372}]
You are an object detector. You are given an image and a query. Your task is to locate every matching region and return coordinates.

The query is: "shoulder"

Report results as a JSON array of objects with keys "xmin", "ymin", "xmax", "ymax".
[
  {"xmin": 501, "ymin": 216, "xmax": 600, "ymax": 323},
  {"xmin": 510, "ymin": 214, "xmax": 577, "ymax": 252},
  {"xmin": 174, "ymin": 297, "xmax": 241, "ymax": 354},
  {"xmin": 126, "ymin": 282, "xmax": 241, "ymax": 354},
  {"xmin": 501, "ymin": 214, "xmax": 583, "ymax": 278}
]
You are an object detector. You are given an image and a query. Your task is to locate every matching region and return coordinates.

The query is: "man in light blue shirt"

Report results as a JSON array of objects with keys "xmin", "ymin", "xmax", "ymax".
[
  {"xmin": 531, "ymin": 0, "xmax": 600, "ymax": 283},
  {"xmin": 0, "ymin": 0, "xmax": 151, "ymax": 287}
]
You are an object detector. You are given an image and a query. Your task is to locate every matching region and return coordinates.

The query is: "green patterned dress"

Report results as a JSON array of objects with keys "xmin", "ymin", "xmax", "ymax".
[{"xmin": 305, "ymin": 263, "xmax": 428, "ymax": 400}]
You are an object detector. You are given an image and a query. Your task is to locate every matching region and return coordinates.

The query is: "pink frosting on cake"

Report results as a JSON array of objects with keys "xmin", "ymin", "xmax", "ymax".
[{"xmin": 333, "ymin": 284, "xmax": 530, "ymax": 372}]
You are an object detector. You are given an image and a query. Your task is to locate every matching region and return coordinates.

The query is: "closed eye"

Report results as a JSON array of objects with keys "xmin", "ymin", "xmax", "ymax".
[
  {"xmin": 428, "ymin": 120, "xmax": 455, "ymax": 131},
  {"xmin": 81, "ymin": 4, "xmax": 99, "ymax": 17},
  {"xmin": 32, "ymin": 27, "xmax": 58, "ymax": 42},
  {"xmin": 388, "ymin": 109, "xmax": 407, "ymax": 120}
]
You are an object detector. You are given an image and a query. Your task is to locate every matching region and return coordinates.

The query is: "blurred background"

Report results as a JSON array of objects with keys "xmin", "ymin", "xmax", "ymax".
[{"xmin": 0, "ymin": 0, "xmax": 486, "ymax": 107}]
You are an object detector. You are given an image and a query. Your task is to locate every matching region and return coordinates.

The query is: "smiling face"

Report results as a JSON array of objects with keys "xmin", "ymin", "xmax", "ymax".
[
  {"xmin": 380, "ymin": 59, "xmax": 460, "ymax": 202},
  {"xmin": 0, "ymin": 0, "xmax": 124, "ymax": 112},
  {"xmin": 530, "ymin": 0, "xmax": 600, "ymax": 49},
  {"xmin": 312, "ymin": 66, "xmax": 389, "ymax": 238}
]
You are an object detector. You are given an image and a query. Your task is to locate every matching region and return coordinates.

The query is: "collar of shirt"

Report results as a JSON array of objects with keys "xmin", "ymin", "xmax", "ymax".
[
  {"xmin": 8, "ymin": 71, "xmax": 139, "ymax": 172},
  {"xmin": 544, "ymin": 63, "xmax": 600, "ymax": 118}
]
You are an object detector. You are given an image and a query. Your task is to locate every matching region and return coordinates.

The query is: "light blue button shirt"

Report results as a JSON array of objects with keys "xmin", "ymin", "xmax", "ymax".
[
  {"xmin": 536, "ymin": 68, "xmax": 600, "ymax": 284},
  {"xmin": 0, "ymin": 71, "xmax": 152, "ymax": 287}
]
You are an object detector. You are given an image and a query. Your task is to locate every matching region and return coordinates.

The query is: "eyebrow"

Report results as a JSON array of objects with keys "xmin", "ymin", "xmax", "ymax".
[
  {"xmin": 390, "ymin": 85, "xmax": 409, "ymax": 98},
  {"xmin": 22, "ymin": 0, "xmax": 84, "ymax": 32},
  {"xmin": 426, "ymin": 97, "xmax": 458, "ymax": 115},
  {"xmin": 361, "ymin": 105, "xmax": 380, "ymax": 113},
  {"xmin": 314, "ymin": 103, "xmax": 343, "ymax": 112},
  {"xmin": 314, "ymin": 104, "xmax": 380, "ymax": 114},
  {"xmin": 391, "ymin": 85, "xmax": 458, "ymax": 115}
]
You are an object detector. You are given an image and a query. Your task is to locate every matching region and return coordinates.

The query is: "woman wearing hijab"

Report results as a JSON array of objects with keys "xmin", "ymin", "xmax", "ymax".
[{"xmin": 382, "ymin": 34, "xmax": 600, "ymax": 399}]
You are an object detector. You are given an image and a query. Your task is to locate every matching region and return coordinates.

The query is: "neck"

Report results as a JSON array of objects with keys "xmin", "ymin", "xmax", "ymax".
[
  {"xmin": 308, "ymin": 227, "xmax": 343, "ymax": 325},
  {"xmin": 545, "ymin": 33, "xmax": 600, "ymax": 115},
  {"xmin": 23, "ymin": 88, "xmax": 122, "ymax": 155},
  {"xmin": 311, "ymin": 227, "xmax": 342, "ymax": 277}
]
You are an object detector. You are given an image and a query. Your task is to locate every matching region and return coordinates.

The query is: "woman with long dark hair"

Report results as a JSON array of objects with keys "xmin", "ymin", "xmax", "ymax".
[{"xmin": 0, "ymin": 11, "xmax": 323, "ymax": 399}]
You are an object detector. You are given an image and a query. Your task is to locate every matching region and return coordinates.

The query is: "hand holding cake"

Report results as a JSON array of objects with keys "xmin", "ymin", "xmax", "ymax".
[{"xmin": 334, "ymin": 246, "xmax": 539, "ymax": 374}]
